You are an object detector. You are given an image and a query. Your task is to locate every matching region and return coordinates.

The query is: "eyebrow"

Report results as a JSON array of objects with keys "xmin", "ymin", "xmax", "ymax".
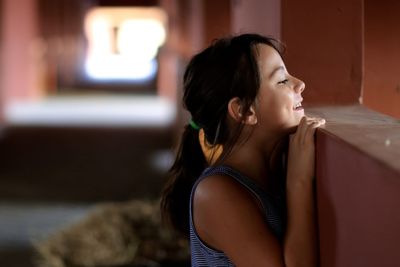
[{"xmin": 269, "ymin": 66, "xmax": 285, "ymax": 79}]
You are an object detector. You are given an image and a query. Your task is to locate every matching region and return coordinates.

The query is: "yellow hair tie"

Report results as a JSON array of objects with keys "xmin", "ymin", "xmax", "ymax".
[{"xmin": 199, "ymin": 129, "xmax": 223, "ymax": 165}]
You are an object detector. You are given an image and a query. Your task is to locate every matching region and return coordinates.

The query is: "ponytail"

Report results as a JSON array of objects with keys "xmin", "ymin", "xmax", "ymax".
[{"xmin": 160, "ymin": 125, "xmax": 207, "ymax": 237}]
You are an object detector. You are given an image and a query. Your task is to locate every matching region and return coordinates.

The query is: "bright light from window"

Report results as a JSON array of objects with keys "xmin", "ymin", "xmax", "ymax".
[
  {"xmin": 85, "ymin": 56, "xmax": 157, "ymax": 81},
  {"xmin": 118, "ymin": 19, "xmax": 166, "ymax": 61},
  {"xmin": 84, "ymin": 7, "xmax": 167, "ymax": 82}
]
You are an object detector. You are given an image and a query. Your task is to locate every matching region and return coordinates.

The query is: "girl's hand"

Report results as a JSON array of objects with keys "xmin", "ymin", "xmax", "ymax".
[{"xmin": 286, "ymin": 116, "xmax": 325, "ymax": 185}]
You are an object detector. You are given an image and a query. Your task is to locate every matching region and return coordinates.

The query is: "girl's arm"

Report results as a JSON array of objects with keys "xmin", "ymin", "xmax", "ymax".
[{"xmin": 284, "ymin": 116, "xmax": 325, "ymax": 267}]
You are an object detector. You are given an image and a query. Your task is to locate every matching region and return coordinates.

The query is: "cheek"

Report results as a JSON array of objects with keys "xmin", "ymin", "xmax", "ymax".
[
  {"xmin": 259, "ymin": 96, "xmax": 289, "ymax": 126},
  {"xmin": 259, "ymin": 93, "xmax": 299, "ymax": 129}
]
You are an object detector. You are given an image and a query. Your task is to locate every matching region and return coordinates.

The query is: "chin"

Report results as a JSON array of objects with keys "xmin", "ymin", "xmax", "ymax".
[
  {"xmin": 293, "ymin": 110, "xmax": 304, "ymax": 123},
  {"xmin": 283, "ymin": 115, "xmax": 303, "ymax": 134}
]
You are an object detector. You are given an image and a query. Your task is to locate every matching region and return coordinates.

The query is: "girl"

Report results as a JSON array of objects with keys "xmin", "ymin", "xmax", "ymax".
[{"xmin": 161, "ymin": 33, "xmax": 325, "ymax": 267}]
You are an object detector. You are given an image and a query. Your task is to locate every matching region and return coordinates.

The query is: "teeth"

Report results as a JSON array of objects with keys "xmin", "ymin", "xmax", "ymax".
[{"xmin": 294, "ymin": 103, "xmax": 302, "ymax": 109}]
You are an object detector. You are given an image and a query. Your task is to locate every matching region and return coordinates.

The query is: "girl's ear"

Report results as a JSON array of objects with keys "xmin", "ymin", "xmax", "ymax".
[{"xmin": 227, "ymin": 97, "xmax": 258, "ymax": 125}]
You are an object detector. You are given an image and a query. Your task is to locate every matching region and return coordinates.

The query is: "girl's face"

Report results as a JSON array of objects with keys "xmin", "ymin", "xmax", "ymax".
[{"xmin": 255, "ymin": 44, "xmax": 305, "ymax": 133}]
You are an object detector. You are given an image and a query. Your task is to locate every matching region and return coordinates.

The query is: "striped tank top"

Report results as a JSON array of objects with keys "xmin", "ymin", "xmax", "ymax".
[{"xmin": 189, "ymin": 165, "xmax": 286, "ymax": 267}]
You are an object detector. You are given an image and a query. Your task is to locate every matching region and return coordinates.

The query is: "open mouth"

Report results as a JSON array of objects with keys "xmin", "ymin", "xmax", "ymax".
[{"xmin": 293, "ymin": 102, "xmax": 303, "ymax": 111}]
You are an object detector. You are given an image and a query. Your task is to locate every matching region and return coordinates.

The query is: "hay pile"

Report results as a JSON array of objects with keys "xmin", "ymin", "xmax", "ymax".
[{"xmin": 34, "ymin": 200, "xmax": 189, "ymax": 267}]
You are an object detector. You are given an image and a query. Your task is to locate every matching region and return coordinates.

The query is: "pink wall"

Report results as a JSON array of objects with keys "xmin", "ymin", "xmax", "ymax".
[
  {"xmin": 231, "ymin": 0, "xmax": 280, "ymax": 39},
  {"xmin": 310, "ymin": 105, "xmax": 400, "ymax": 267},
  {"xmin": 281, "ymin": 0, "xmax": 363, "ymax": 106},
  {"xmin": 1, "ymin": 0, "xmax": 40, "ymax": 104},
  {"xmin": 363, "ymin": 0, "xmax": 400, "ymax": 119}
]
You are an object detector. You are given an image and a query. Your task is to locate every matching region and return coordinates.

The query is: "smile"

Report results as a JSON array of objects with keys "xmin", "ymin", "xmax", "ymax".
[{"xmin": 293, "ymin": 101, "xmax": 303, "ymax": 111}]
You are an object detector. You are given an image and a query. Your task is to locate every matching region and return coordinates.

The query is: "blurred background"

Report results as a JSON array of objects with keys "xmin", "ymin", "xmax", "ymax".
[
  {"xmin": 0, "ymin": 0, "xmax": 399, "ymax": 266},
  {"xmin": 0, "ymin": 1, "xmax": 281, "ymax": 266}
]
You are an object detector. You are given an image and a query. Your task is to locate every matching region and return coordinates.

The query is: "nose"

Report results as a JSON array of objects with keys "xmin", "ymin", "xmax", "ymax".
[{"xmin": 293, "ymin": 77, "xmax": 305, "ymax": 93}]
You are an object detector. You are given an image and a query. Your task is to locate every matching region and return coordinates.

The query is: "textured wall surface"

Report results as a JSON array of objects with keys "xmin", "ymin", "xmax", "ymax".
[{"xmin": 309, "ymin": 105, "xmax": 400, "ymax": 267}]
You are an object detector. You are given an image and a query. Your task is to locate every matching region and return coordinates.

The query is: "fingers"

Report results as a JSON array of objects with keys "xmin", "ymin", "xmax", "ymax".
[
  {"xmin": 293, "ymin": 116, "xmax": 325, "ymax": 143},
  {"xmin": 305, "ymin": 118, "xmax": 325, "ymax": 138}
]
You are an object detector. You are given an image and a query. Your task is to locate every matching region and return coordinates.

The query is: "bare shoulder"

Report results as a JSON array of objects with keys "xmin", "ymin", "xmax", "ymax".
[
  {"xmin": 193, "ymin": 174, "xmax": 284, "ymax": 267},
  {"xmin": 194, "ymin": 174, "xmax": 254, "ymax": 206},
  {"xmin": 193, "ymin": 174, "xmax": 263, "ymax": 235}
]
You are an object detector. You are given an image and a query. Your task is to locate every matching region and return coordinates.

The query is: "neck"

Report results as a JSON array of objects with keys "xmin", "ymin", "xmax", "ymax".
[{"xmin": 222, "ymin": 132, "xmax": 287, "ymax": 190}]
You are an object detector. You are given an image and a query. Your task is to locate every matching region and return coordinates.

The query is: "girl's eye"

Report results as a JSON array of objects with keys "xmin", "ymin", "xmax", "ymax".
[{"xmin": 278, "ymin": 79, "xmax": 289, "ymax": 85}]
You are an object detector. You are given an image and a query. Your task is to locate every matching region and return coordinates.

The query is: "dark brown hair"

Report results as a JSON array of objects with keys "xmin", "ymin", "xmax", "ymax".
[{"xmin": 160, "ymin": 33, "xmax": 283, "ymax": 237}]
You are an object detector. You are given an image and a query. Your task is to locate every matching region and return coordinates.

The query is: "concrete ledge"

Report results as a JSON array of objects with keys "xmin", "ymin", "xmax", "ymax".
[
  {"xmin": 308, "ymin": 105, "xmax": 400, "ymax": 267},
  {"xmin": 309, "ymin": 104, "xmax": 400, "ymax": 173}
]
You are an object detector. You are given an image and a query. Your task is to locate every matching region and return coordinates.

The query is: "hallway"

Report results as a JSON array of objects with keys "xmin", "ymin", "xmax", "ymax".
[{"xmin": 0, "ymin": 95, "xmax": 177, "ymax": 266}]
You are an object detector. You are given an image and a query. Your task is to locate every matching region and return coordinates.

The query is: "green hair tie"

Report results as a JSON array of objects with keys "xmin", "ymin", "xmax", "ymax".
[{"xmin": 189, "ymin": 119, "xmax": 201, "ymax": 130}]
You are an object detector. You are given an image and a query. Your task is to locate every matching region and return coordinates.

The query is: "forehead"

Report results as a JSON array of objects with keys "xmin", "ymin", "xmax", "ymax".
[{"xmin": 256, "ymin": 44, "xmax": 285, "ymax": 75}]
